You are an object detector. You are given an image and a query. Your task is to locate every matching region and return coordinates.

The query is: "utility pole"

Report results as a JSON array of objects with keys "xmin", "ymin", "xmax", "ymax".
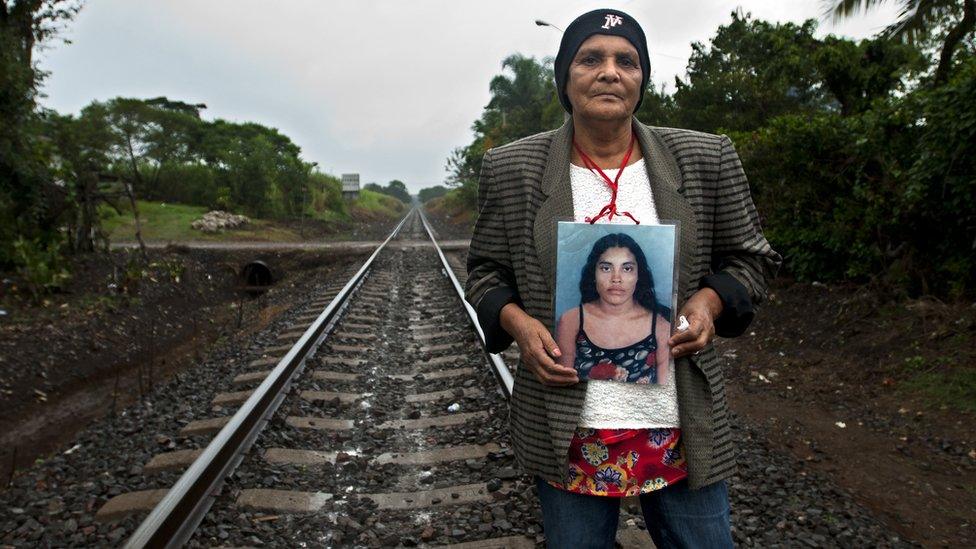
[{"xmin": 300, "ymin": 162, "xmax": 318, "ymax": 240}]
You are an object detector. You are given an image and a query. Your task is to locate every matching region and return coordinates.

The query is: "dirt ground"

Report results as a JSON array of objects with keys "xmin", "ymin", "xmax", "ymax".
[
  {"xmin": 721, "ymin": 280, "xmax": 976, "ymax": 547},
  {"xmin": 0, "ymin": 245, "xmax": 366, "ymax": 479},
  {"xmin": 424, "ymin": 207, "xmax": 474, "ymax": 242}
]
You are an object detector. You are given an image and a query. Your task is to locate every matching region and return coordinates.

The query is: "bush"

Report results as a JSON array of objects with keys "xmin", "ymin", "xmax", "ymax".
[
  {"xmin": 308, "ymin": 172, "xmax": 346, "ymax": 218},
  {"xmin": 11, "ymin": 237, "xmax": 71, "ymax": 300},
  {"xmin": 418, "ymin": 185, "xmax": 448, "ymax": 203},
  {"xmin": 736, "ymin": 57, "xmax": 976, "ymax": 296},
  {"xmin": 733, "ymin": 113, "xmax": 879, "ymax": 282},
  {"xmin": 351, "ymin": 189, "xmax": 406, "ymax": 220},
  {"xmin": 153, "ymin": 163, "xmax": 219, "ymax": 207},
  {"xmin": 427, "ymin": 184, "xmax": 478, "ymax": 226},
  {"xmin": 901, "ymin": 58, "xmax": 976, "ymax": 296}
]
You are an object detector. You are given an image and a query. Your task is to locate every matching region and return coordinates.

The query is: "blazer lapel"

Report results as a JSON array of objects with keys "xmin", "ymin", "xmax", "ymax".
[
  {"xmin": 532, "ymin": 119, "xmax": 574, "ymax": 324},
  {"xmin": 635, "ymin": 122, "xmax": 713, "ymax": 473},
  {"xmin": 634, "ymin": 120, "xmax": 697, "ymax": 305},
  {"xmin": 532, "ymin": 119, "xmax": 697, "ymax": 315}
]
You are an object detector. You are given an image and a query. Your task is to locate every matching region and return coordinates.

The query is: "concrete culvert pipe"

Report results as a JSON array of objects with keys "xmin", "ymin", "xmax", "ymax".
[{"xmin": 240, "ymin": 261, "xmax": 274, "ymax": 294}]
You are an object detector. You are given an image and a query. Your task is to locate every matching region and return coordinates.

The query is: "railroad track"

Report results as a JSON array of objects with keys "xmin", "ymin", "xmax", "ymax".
[
  {"xmin": 100, "ymin": 208, "xmax": 545, "ymax": 547},
  {"xmin": 0, "ymin": 210, "xmax": 921, "ymax": 548}
]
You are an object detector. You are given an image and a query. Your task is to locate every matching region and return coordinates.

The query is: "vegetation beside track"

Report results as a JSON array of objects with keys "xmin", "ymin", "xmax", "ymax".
[
  {"xmin": 101, "ymin": 190, "xmax": 405, "ymax": 243},
  {"xmin": 441, "ymin": 11, "xmax": 976, "ymax": 299}
]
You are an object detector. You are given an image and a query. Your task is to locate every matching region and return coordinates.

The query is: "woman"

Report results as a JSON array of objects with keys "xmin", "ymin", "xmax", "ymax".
[
  {"xmin": 555, "ymin": 233, "xmax": 670, "ymax": 385},
  {"xmin": 464, "ymin": 8, "xmax": 780, "ymax": 548}
]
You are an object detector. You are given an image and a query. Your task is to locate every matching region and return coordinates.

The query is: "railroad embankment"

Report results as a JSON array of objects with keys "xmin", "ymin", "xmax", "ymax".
[{"xmin": 0, "ymin": 246, "xmax": 369, "ymax": 473}]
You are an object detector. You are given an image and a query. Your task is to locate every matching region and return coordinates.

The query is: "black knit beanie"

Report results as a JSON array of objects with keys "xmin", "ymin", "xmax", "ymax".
[{"xmin": 554, "ymin": 8, "xmax": 650, "ymax": 113}]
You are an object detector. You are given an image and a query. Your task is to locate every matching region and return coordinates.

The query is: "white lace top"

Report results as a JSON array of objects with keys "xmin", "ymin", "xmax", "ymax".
[{"xmin": 569, "ymin": 158, "xmax": 681, "ymax": 429}]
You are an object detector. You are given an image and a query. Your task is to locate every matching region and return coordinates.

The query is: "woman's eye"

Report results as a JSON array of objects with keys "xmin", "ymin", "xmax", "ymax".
[
  {"xmin": 581, "ymin": 56, "xmax": 599, "ymax": 65},
  {"xmin": 624, "ymin": 266, "xmax": 634, "ymax": 272},
  {"xmin": 618, "ymin": 56, "xmax": 636, "ymax": 67}
]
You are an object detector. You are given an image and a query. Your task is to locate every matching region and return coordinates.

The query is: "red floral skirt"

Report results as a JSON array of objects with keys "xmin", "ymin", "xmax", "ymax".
[{"xmin": 549, "ymin": 427, "xmax": 687, "ymax": 497}]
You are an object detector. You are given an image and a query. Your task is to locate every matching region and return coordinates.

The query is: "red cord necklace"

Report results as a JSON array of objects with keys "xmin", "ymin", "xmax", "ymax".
[{"xmin": 572, "ymin": 132, "xmax": 640, "ymax": 225}]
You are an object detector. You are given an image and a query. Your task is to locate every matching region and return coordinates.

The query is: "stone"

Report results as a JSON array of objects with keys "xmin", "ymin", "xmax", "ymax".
[
  {"xmin": 497, "ymin": 467, "xmax": 519, "ymax": 480},
  {"xmin": 191, "ymin": 210, "xmax": 250, "ymax": 233}
]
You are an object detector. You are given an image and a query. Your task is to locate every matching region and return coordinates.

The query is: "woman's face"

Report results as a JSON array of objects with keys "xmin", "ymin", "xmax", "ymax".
[
  {"xmin": 566, "ymin": 34, "xmax": 642, "ymax": 121},
  {"xmin": 594, "ymin": 246, "xmax": 638, "ymax": 306}
]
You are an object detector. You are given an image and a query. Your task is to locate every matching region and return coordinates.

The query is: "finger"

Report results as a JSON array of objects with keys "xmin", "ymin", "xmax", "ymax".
[
  {"xmin": 535, "ymin": 351, "xmax": 578, "ymax": 379},
  {"xmin": 527, "ymin": 339, "xmax": 556, "ymax": 368},
  {"xmin": 529, "ymin": 360, "xmax": 577, "ymax": 386},
  {"xmin": 525, "ymin": 359, "xmax": 554, "ymax": 385},
  {"xmin": 537, "ymin": 329, "xmax": 561, "ymax": 358},
  {"xmin": 526, "ymin": 336, "xmax": 568, "ymax": 371},
  {"xmin": 540, "ymin": 368, "xmax": 579, "ymax": 386},
  {"xmin": 669, "ymin": 324, "xmax": 700, "ymax": 346},
  {"xmin": 526, "ymin": 350, "xmax": 578, "ymax": 384},
  {"xmin": 670, "ymin": 313, "xmax": 708, "ymax": 344},
  {"xmin": 673, "ymin": 332, "xmax": 711, "ymax": 358},
  {"xmin": 545, "ymin": 363, "xmax": 579, "ymax": 381},
  {"xmin": 671, "ymin": 343, "xmax": 701, "ymax": 358}
]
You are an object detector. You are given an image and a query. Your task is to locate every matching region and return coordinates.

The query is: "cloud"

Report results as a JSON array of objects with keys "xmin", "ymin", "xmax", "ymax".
[{"xmin": 38, "ymin": 0, "xmax": 902, "ymax": 192}]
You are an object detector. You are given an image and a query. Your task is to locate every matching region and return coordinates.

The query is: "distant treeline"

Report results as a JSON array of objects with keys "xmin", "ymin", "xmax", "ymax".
[
  {"xmin": 418, "ymin": 185, "xmax": 448, "ymax": 203},
  {"xmin": 51, "ymin": 97, "xmax": 349, "ymax": 241},
  {"xmin": 1, "ymin": 2, "xmax": 412, "ymax": 296},
  {"xmin": 445, "ymin": 11, "xmax": 975, "ymax": 298},
  {"xmin": 364, "ymin": 180, "xmax": 411, "ymax": 204}
]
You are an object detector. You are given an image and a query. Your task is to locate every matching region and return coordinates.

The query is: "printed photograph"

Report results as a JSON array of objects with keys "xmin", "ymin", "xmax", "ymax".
[{"xmin": 554, "ymin": 222, "xmax": 677, "ymax": 384}]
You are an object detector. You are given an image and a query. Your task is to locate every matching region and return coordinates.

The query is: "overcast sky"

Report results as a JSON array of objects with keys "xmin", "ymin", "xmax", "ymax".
[{"xmin": 38, "ymin": 1, "xmax": 902, "ymax": 193}]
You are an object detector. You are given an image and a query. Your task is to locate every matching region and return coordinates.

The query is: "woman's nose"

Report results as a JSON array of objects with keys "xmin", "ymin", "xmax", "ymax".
[{"xmin": 597, "ymin": 61, "xmax": 621, "ymax": 82}]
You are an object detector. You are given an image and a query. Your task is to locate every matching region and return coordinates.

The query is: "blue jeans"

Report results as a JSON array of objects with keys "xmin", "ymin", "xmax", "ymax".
[{"xmin": 535, "ymin": 477, "xmax": 734, "ymax": 549}]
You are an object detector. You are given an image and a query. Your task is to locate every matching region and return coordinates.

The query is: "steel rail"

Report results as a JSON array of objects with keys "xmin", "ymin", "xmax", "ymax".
[
  {"xmin": 418, "ymin": 208, "xmax": 514, "ymax": 398},
  {"xmin": 124, "ymin": 210, "xmax": 415, "ymax": 549}
]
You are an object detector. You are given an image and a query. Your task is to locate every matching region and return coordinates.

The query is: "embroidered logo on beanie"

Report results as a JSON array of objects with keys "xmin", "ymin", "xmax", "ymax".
[{"xmin": 602, "ymin": 14, "xmax": 623, "ymax": 29}]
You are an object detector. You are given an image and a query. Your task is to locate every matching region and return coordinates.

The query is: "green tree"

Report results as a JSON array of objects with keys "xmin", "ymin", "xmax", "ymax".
[
  {"xmin": 483, "ymin": 54, "xmax": 563, "ymax": 144},
  {"xmin": 384, "ymin": 180, "xmax": 411, "ymax": 203},
  {"xmin": 79, "ymin": 98, "xmax": 200, "ymax": 253},
  {"xmin": 446, "ymin": 54, "xmax": 562, "ymax": 209},
  {"xmin": 672, "ymin": 12, "xmax": 827, "ymax": 133},
  {"xmin": 900, "ymin": 56, "xmax": 976, "ymax": 293},
  {"xmin": 813, "ymin": 35, "xmax": 924, "ymax": 115},
  {"xmin": 307, "ymin": 171, "xmax": 345, "ymax": 217},
  {"xmin": 418, "ymin": 185, "xmax": 448, "ymax": 203},
  {"xmin": 824, "ymin": 0, "xmax": 975, "ymax": 85},
  {"xmin": 0, "ymin": 0, "xmax": 81, "ymax": 265},
  {"xmin": 635, "ymin": 84, "xmax": 676, "ymax": 127},
  {"xmin": 363, "ymin": 180, "xmax": 411, "ymax": 204},
  {"xmin": 83, "ymin": 98, "xmax": 201, "ymax": 196},
  {"xmin": 44, "ymin": 110, "xmax": 116, "ymax": 252},
  {"xmin": 196, "ymin": 118, "xmax": 308, "ymax": 217}
]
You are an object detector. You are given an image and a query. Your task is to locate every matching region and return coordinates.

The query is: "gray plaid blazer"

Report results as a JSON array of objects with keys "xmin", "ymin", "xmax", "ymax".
[{"xmin": 464, "ymin": 118, "xmax": 781, "ymax": 488}]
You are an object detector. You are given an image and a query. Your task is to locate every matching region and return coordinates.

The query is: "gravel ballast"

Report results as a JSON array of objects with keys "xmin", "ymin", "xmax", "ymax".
[{"xmin": 0, "ymin": 211, "xmax": 918, "ymax": 547}]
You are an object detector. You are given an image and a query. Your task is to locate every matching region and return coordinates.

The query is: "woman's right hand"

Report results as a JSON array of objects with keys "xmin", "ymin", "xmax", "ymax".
[{"xmin": 499, "ymin": 303, "xmax": 579, "ymax": 386}]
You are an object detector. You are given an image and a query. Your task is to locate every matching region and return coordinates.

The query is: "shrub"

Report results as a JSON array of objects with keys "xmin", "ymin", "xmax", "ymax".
[
  {"xmin": 11, "ymin": 237, "xmax": 71, "ymax": 300},
  {"xmin": 736, "ymin": 57, "xmax": 976, "ymax": 296}
]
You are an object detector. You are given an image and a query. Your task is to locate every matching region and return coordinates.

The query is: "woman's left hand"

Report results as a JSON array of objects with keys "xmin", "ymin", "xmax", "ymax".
[{"xmin": 669, "ymin": 287, "xmax": 723, "ymax": 358}]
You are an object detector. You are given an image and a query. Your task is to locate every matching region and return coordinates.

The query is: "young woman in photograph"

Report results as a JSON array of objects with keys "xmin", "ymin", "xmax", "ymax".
[{"xmin": 555, "ymin": 232, "xmax": 670, "ymax": 385}]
